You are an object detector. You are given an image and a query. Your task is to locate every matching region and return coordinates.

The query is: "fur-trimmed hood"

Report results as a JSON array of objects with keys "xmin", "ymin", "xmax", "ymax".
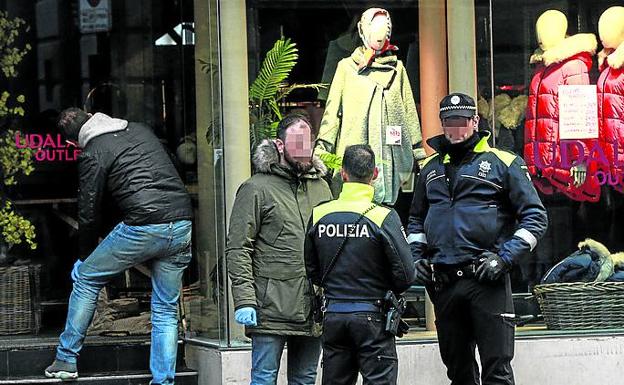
[
  {"xmin": 578, "ymin": 238, "xmax": 614, "ymax": 282},
  {"xmin": 252, "ymin": 139, "xmax": 327, "ymax": 177},
  {"xmin": 530, "ymin": 33, "xmax": 597, "ymax": 66},
  {"xmin": 542, "ymin": 238, "xmax": 616, "ymax": 284},
  {"xmin": 598, "ymin": 40, "xmax": 624, "ymax": 70},
  {"xmin": 611, "ymin": 252, "xmax": 624, "ymax": 269}
]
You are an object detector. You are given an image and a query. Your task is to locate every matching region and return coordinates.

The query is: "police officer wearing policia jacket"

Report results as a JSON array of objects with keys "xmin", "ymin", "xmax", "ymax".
[
  {"xmin": 408, "ymin": 93, "xmax": 548, "ymax": 385},
  {"xmin": 305, "ymin": 144, "xmax": 416, "ymax": 385}
]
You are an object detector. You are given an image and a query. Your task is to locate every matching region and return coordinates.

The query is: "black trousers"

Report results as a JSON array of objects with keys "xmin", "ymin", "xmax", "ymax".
[
  {"xmin": 428, "ymin": 275, "xmax": 515, "ymax": 385},
  {"xmin": 321, "ymin": 312, "xmax": 398, "ymax": 385}
]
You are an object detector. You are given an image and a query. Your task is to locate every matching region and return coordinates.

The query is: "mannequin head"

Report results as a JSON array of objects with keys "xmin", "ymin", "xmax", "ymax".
[
  {"xmin": 536, "ymin": 10, "xmax": 567, "ymax": 50},
  {"xmin": 358, "ymin": 8, "xmax": 392, "ymax": 51},
  {"xmin": 599, "ymin": 6, "xmax": 624, "ymax": 49}
]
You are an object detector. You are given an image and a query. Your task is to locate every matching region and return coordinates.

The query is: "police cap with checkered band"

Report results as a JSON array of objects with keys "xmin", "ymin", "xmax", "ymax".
[{"xmin": 439, "ymin": 92, "xmax": 478, "ymax": 119}]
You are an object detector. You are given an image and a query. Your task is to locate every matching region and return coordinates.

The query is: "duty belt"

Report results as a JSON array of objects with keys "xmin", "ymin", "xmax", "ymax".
[
  {"xmin": 325, "ymin": 300, "xmax": 383, "ymax": 313},
  {"xmin": 431, "ymin": 261, "xmax": 479, "ymax": 290}
]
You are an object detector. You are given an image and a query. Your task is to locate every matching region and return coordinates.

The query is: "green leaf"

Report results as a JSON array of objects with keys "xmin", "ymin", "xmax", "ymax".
[
  {"xmin": 319, "ymin": 153, "xmax": 343, "ymax": 170},
  {"xmin": 277, "ymin": 83, "xmax": 328, "ymax": 101},
  {"xmin": 267, "ymin": 99, "xmax": 281, "ymax": 121},
  {"xmin": 0, "ymin": 12, "xmax": 38, "ymax": 248},
  {"xmin": 249, "ymin": 37, "xmax": 298, "ymax": 104}
]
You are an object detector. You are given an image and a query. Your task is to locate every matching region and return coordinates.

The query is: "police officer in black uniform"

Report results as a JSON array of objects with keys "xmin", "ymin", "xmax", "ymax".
[
  {"xmin": 304, "ymin": 144, "xmax": 415, "ymax": 385},
  {"xmin": 407, "ymin": 93, "xmax": 548, "ymax": 385}
]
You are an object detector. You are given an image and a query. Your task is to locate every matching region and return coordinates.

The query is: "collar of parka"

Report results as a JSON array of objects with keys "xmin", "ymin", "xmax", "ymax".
[
  {"xmin": 599, "ymin": 40, "xmax": 624, "ymax": 70},
  {"xmin": 425, "ymin": 131, "xmax": 498, "ymax": 165},
  {"xmin": 529, "ymin": 33, "xmax": 597, "ymax": 66},
  {"xmin": 252, "ymin": 139, "xmax": 327, "ymax": 180}
]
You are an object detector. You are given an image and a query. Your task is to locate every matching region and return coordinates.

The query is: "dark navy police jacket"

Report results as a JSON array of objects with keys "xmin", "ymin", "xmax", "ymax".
[
  {"xmin": 407, "ymin": 132, "xmax": 548, "ymax": 266},
  {"xmin": 305, "ymin": 182, "xmax": 416, "ymax": 301}
]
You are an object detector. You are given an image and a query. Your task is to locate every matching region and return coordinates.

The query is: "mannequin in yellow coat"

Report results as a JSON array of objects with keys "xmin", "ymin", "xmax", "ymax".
[{"xmin": 314, "ymin": 7, "xmax": 425, "ymax": 205}]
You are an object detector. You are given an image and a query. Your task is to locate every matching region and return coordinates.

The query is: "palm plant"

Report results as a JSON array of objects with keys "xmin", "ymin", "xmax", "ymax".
[{"xmin": 248, "ymin": 37, "xmax": 325, "ymax": 149}]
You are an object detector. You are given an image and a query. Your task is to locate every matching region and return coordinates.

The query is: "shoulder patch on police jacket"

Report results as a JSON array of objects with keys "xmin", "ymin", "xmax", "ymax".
[
  {"xmin": 420, "ymin": 153, "xmax": 439, "ymax": 169},
  {"xmin": 312, "ymin": 201, "xmax": 391, "ymax": 228},
  {"xmin": 312, "ymin": 201, "xmax": 336, "ymax": 225},
  {"xmin": 366, "ymin": 205, "xmax": 392, "ymax": 228},
  {"xmin": 489, "ymin": 148, "xmax": 516, "ymax": 167}
]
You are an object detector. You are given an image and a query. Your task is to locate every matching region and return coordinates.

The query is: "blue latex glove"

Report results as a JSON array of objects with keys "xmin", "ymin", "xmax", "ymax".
[
  {"xmin": 235, "ymin": 307, "xmax": 257, "ymax": 326},
  {"xmin": 70, "ymin": 260, "xmax": 83, "ymax": 282}
]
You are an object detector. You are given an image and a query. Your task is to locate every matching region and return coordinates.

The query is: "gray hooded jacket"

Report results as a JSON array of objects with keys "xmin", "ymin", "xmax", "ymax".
[{"xmin": 77, "ymin": 113, "xmax": 192, "ymax": 257}]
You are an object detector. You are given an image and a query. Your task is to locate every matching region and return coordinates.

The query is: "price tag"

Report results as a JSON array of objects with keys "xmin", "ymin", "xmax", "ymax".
[
  {"xmin": 386, "ymin": 125, "xmax": 402, "ymax": 145},
  {"xmin": 558, "ymin": 85, "xmax": 598, "ymax": 139}
]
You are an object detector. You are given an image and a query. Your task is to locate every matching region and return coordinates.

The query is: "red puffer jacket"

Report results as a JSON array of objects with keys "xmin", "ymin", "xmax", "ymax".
[
  {"xmin": 524, "ymin": 33, "xmax": 600, "ymax": 202},
  {"xmin": 597, "ymin": 42, "xmax": 624, "ymax": 193}
]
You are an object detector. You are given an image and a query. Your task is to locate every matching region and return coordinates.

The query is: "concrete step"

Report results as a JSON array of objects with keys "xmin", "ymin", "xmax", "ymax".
[
  {"xmin": 0, "ymin": 335, "xmax": 186, "ymax": 378},
  {"xmin": 0, "ymin": 370, "xmax": 198, "ymax": 384}
]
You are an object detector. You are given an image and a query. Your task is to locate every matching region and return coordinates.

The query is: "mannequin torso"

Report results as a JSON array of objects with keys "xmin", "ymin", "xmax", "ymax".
[{"xmin": 597, "ymin": 6, "xmax": 624, "ymax": 192}]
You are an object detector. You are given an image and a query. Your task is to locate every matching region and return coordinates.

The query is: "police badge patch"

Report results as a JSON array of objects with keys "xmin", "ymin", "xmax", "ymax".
[{"xmin": 478, "ymin": 160, "xmax": 491, "ymax": 178}]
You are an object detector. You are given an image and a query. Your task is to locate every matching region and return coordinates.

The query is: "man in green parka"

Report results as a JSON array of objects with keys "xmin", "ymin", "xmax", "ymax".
[{"xmin": 226, "ymin": 113, "xmax": 333, "ymax": 385}]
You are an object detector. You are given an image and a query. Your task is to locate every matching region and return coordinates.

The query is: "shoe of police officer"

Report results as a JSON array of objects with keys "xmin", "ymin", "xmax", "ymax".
[{"xmin": 44, "ymin": 359, "xmax": 78, "ymax": 380}]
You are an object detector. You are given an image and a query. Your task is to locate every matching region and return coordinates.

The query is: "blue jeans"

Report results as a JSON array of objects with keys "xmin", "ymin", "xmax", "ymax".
[
  {"xmin": 56, "ymin": 220, "xmax": 192, "ymax": 385},
  {"xmin": 251, "ymin": 334, "xmax": 320, "ymax": 385}
]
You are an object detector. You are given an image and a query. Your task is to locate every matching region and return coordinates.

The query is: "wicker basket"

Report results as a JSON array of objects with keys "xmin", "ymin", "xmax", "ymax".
[
  {"xmin": 0, "ymin": 265, "xmax": 41, "ymax": 335},
  {"xmin": 533, "ymin": 282, "xmax": 624, "ymax": 330}
]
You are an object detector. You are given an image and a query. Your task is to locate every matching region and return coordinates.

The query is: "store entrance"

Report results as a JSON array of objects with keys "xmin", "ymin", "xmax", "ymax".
[{"xmin": 0, "ymin": 0, "xmax": 198, "ymax": 381}]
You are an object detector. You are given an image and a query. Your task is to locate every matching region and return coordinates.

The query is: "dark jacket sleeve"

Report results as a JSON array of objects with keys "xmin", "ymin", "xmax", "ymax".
[
  {"xmin": 304, "ymin": 215, "xmax": 321, "ymax": 286},
  {"xmin": 380, "ymin": 209, "xmax": 416, "ymax": 294},
  {"xmin": 78, "ymin": 152, "xmax": 108, "ymax": 259},
  {"xmin": 407, "ymin": 168, "xmax": 429, "ymax": 261},
  {"xmin": 225, "ymin": 181, "xmax": 262, "ymax": 310},
  {"xmin": 499, "ymin": 157, "xmax": 548, "ymax": 264}
]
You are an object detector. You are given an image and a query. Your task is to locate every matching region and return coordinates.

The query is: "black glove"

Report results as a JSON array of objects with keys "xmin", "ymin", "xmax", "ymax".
[
  {"xmin": 475, "ymin": 251, "xmax": 510, "ymax": 282},
  {"xmin": 414, "ymin": 259, "xmax": 433, "ymax": 285}
]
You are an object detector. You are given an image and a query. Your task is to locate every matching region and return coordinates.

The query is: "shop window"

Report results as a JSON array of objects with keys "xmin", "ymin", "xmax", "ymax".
[
  {"xmin": 212, "ymin": 0, "xmax": 624, "ymax": 347},
  {"xmin": 0, "ymin": 0, "xmax": 215, "ymax": 346},
  {"xmin": 477, "ymin": 0, "xmax": 624, "ymax": 334}
]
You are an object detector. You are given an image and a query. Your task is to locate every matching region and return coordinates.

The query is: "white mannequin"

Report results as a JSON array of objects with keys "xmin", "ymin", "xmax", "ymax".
[
  {"xmin": 599, "ymin": 6, "xmax": 624, "ymax": 51},
  {"xmin": 358, "ymin": 8, "xmax": 392, "ymax": 51},
  {"xmin": 315, "ymin": 7, "xmax": 424, "ymax": 205},
  {"xmin": 536, "ymin": 10, "xmax": 567, "ymax": 51},
  {"xmin": 534, "ymin": 10, "xmax": 591, "ymax": 188},
  {"xmin": 597, "ymin": 6, "xmax": 624, "ymax": 193},
  {"xmin": 355, "ymin": 8, "xmax": 397, "ymax": 72}
]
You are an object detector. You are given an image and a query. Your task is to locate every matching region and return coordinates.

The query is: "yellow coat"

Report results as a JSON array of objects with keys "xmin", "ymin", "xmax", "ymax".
[{"xmin": 315, "ymin": 47, "xmax": 425, "ymax": 204}]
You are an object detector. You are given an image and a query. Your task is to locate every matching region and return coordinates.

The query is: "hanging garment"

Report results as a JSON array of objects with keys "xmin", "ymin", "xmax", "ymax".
[
  {"xmin": 316, "ymin": 47, "xmax": 425, "ymax": 204},
  {"xmin": 597, "ymin": 42, "xmax": 624, "ymax": 192},
  {"xmin": 524, "ymin": 33, "xmax": 601, "ymax": 202}
]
